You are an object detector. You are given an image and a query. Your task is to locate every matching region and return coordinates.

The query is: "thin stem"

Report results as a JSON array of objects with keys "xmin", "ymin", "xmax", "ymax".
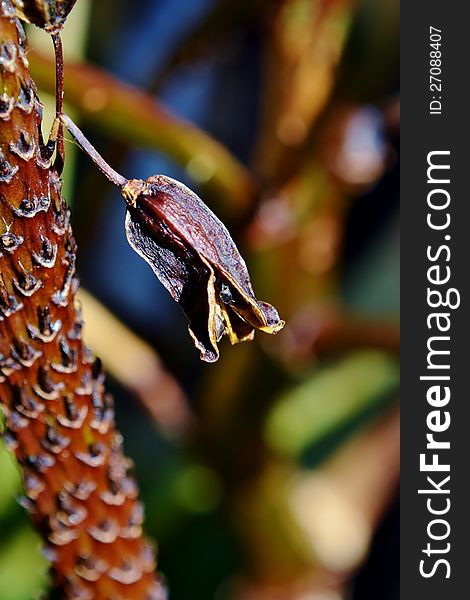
[
  {"xmin": 60, "ymin": 113, "xmax": 128, "ymax": 188},
  {"xmin": 52, "ymin": 34, "xmax": 65, "ymax": 174}
]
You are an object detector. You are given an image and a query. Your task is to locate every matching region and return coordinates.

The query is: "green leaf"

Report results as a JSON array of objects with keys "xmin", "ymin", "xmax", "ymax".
[
  {"xmin": 264, "ymin": 350, "xmax": 399, "ymax": 458},
  {"xmin": 0, "ymin": 527, "xmax": 48, "ymax": 600}
]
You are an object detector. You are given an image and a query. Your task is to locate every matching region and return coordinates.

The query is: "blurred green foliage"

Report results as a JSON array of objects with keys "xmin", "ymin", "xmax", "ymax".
[{"xmin": 265, "ymin": 350, "xmax": 399, "ymax": 459}]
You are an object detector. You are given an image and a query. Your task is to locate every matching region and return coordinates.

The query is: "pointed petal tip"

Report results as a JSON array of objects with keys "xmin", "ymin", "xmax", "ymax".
[
  {"xmin": 257, "ymin": 300, "xmax": 285, "ymax": 334},
  {"xmin": 259, "ymin": 320, "xmax": 286, "ymax": 335},
  {"xmin": 188, "ymin": 325, "xmax": 220, "ymax": 363},
  {"xmin": 201, "ymin": 352, "xmax": 219, "ymax": 363}
]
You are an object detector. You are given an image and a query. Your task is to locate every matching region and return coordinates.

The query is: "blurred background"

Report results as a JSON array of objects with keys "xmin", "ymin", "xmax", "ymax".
[{"xmin": 0, "ymin": 0, "xmax": 399, "ymax": 598}]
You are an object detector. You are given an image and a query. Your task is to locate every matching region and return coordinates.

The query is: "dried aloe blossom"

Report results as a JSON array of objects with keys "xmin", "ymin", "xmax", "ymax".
[
  {"xmin": 12, "ymin": 0, "xmax": 77, "ymax": 33},
  {"xmin": 62, "ymin": 115, "xmax": 285, "ymax": 362},
  {"xmin": 0, "ymin": 6, "xmax": 164, "ymax": 599}
]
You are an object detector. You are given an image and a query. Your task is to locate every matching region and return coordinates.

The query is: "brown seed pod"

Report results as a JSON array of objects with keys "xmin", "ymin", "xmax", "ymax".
[
  {"xmin": 123, "ymin": 176, "xmax": 284, "ymax": 362},
  {"xmin": 61, "ymin": 115, "xmax": 285, "ymax": 362},
  {"xmin": 12, "ymin": 0, "xmax": 77, "ymax": 33}
]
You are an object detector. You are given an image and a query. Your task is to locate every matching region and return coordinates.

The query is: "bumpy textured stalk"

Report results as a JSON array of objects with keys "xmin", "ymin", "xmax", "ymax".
[{"xmin": 0, "ymin": 7, "xmax": 164, "ymax": 600}]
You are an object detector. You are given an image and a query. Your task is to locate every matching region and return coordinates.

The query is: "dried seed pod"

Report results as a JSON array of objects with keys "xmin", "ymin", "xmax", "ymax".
[
  {"xmin": 123, "ymin": 176, "xmax": 284, "ymax": 361},
  {"xmin": 61, "ymin": 115, "xmax": 285, "ymax": 362},
  {"xmin": 12, "ymin": 0, "xmax": 77, "ymax": 33}
]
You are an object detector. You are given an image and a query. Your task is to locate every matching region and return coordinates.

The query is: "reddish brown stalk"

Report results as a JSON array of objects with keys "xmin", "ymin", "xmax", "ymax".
[
  {"xmin": 61, "ymin": 114, "xmax": 127, "ymax": 188},
  {"xmin": 0, "ymin": 8, "xmax": 164, "ymax": 600},
  {"xmin": 52, "ymin": 32, "xmax": 65, "ymax": 173}
]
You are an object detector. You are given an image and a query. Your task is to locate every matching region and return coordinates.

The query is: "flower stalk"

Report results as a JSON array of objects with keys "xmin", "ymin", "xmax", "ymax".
[{"xmin": 0, "ymin": 5, "xmax": 165, "ymax": 598}]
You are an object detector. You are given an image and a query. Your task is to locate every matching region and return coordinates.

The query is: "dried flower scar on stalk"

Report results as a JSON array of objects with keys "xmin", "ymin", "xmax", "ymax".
[
  {"xmin": 12, "ymin": 1, "xmax": 77, "ymax": 173},
  {"xmin": 60, "ymin": 114, "xmax": 284, "ymax": 362}
]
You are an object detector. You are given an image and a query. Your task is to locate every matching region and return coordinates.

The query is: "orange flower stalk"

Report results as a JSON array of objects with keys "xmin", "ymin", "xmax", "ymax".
[{"xmin": 0, "ymin": 6, "xmax": 165, "ymax": 599}]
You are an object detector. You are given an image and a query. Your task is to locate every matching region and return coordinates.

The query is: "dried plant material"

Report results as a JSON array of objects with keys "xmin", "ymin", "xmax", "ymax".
[
  {"xmin": 13, "ymin": 0, "xmax": 74, "ymax": 173},
  {"xmin": 12, "ymin": 0, "xmax": 77, "ymax": 33},
  {"xmin": 123, "ymin": 177, "xmax": 285, "ymax": 362},
  {"xmin": 62, "ymin": 115, "xmax": 285, "ymax": 363}
]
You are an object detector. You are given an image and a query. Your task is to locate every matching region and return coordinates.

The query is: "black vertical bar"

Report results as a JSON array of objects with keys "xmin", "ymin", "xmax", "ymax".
[{"xmin": 401, "ymin": 2, "xmax": 470, "ymax": 598}]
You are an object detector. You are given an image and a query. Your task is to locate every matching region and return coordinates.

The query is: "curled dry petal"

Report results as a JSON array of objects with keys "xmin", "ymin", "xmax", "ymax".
[
  {"xmin": 122, "ymin": 176, "xmax": 284, "ymax": 362},
  {"xmin": 12, "ymin": 0, "xmax": 77, "ymax": 33}
]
